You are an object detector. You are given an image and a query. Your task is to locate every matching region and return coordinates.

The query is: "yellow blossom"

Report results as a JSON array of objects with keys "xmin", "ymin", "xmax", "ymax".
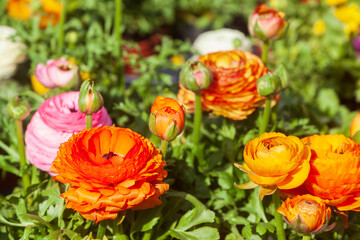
[
  {"xmin": 312, "ymin": 20, "xmax": 326, "ymax": 36},
  {"xmin": 30, "ymin": 75, "xmax": 49, "ymax": 94},
  {"xmin": 171, "ymin": 54, "xmax": 185, "ymax": 66},
  {"xmin": 325, "ymin": 0, "xmax": 347, "ymax": 6}
]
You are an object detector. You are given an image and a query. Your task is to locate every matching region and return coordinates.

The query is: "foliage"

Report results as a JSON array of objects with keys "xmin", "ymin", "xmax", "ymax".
[{"xmin": 1, "ymin": 0, "xmax": 360, "ymax": 239}]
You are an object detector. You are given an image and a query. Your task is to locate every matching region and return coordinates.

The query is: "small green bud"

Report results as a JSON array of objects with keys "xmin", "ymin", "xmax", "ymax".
[
  {"xmin": 273, "ymin": 64, "xmax": 289, "ymax": 91},
  {"xmin": 65, "ymin": 31, "xmax": 78, "ymax": 45},
  {"xmin": 7, "ymin": 96, "xmax": 31, "ymax": 121},
  {"xmin": 256, "ymin": 73, "xmax": 282, "ymax": 97},
  {"xmin": 179, "ymin": 60, "xmax": 213, "ymax": 92},
  {"xmin": 79, "ymin": 79, "xmax": 104, "ymax": 114}
]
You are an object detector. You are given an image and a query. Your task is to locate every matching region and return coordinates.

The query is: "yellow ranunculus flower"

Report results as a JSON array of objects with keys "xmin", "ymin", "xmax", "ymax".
[
  {"xmin": 325, "ymin": 0, "xmax": 347, "ymax": 6},
  {"xmin": 31, "ymin": 75, "xmax": 49, "ymax": 95},
  {"xmin": 312, "ymin": 20, "xmax": 326, "ymax": 36},
  {"xmin": 235, "ymin": 132, "xmax": 311, "ymax": 200},
  {"xmin": 334, "ymin": 3, "xmax": 360, "ymax": 23}
]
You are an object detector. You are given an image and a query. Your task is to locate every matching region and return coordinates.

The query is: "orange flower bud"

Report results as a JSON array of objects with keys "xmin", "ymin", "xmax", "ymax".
[
  {"xmin": 235, "ymin": 132, "xmax": 311, "ymax": 200},
  {"xmin": 149, "ymin": 96, "xmax": 185, "ymax": 142},
  {"xmin": 278, "ymin": 195, "xmax": 335, "ymax": 234},
  {"xmin": 248, "ymin": 4, "xmax": 288, "ymax": 41},
  {"xmin": 78, "ymin": 79, "xmax": 104, "ymax": 115}
]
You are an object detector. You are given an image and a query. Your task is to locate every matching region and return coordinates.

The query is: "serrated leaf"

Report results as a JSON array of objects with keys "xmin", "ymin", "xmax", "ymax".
[
  {"xmin": 175, "ymin": 207, "xmax": 215, "ymax": 231},
  {"xmin": 255, "ymin": 222, "xmax": 267, "ymax": 236},
  {"xmin": 131, "ymin": 206, "xmax": 162, "ymax": 233},
  {"xmin": 170, "ymin": 227, "xmax": 219, "ymax": 240},
  {"xmin": 241, "ymin": 225, "xmax": 252, "ymax": 240}
]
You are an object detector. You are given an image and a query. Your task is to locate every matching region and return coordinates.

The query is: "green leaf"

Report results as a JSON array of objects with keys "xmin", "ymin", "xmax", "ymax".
[
  {"xmin": 0, "ymin": 214, "xmax": 32, "ymax": 227},
  {"xmin": 131, "ymin": 206, "xmax": 162, "ymax": 233},
  {"xmin": 241, "ymin": 225, "xmax": 252, "ymax": 240},
  {"xmin": 255, "ymin": 222, "xmax": 267, "ymax": 236},
  {"xmin": 170, "ymin": 227, "xmax": 219, "ymax": 240}
]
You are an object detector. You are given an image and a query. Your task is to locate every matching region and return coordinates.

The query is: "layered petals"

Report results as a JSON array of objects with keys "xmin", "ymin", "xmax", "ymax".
[
  {"xmin": 25, "ymin": 92, "xmax": 112, "ymax": 175},
  {"xmin": 177, "ymin": 50, "xmax": 267, "ymax": 120},
  {"xmin": 278, "ymin": 194, "xmax": 335, "ymax": 234},
  {"xmin": 35, "ymin": 58, "xmax": 78, "ymax": 89},
  {"xmin": 51, "ymin": 126, "xmax": 169, "ymax": 222},
  {"xmin": 302, "ymin": 134, "xmax": 360, "ymax": 211},
  {"xmin": 235, "ymin": 132, "xmax": 310, "ymax": 199}
]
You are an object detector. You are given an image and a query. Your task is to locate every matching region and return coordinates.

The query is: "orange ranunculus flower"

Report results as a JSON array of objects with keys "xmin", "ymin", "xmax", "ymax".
[
  {"xmin": 301, "ymin": 134, "xmax": 360, "ymax": 211},
  {"xmin": 177, "ymin": 50, "xmax": 267, "ymax": 120},
  {"xmin": 7, "ymin": 0, "xmax": 62, "ymax": 28},
  {"xmin": 149, "ymin": 96, "xmax": 185, "ymax": 142},
  {"xmin": 277, "ymin": 194, "xmax": 335, "ymax": 234},
  {"xmin": 6, "ymin": 0, "xmax": 32, "ymax": 20},
  {"xmin": 51, "ymin": 126, "xmax": 169, "ymax": 222},
  {"xmin": 350, "ymin": 113, "xmax": 360, "ymax": 138},
  {"xmin": 235, "ymin": 132, "xmax": 311, "ymax": 200},
  {"xmin": 248, "ymin": 4, "xmax": 287, "ymax": 41}
]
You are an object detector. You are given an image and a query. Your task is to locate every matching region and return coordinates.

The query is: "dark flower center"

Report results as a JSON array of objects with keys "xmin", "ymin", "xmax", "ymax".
[{"xmin": 103, "ymin": 152, "xmax": 117, "ymax": 160}]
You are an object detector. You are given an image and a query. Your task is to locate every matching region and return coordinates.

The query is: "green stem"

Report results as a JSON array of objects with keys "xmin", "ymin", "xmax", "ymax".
[
  {"xmin": 259, "ymin": 98, "xmax": 272, "ymax": 135},
  {"xmin": 302, "ymin": 235, "xmax": 311, "ymax": 240},
  {"xmin": 86, "ymin": 114, "xmax": 93, "ymax": 129},
  {"xmin": 272, "ymin": 189, "xmax": 286, "ymax": 240},
  {"xmin": 160, "ymin": 140, "xmax": 169, "ymax": 160},
  {"xmin": 114, "ymin": 0, "xmax": 125, "ymax": 92},
  {"xmin": 97, "ymin": 221, "xmax": 107, "ymax": 239},
  {"xmin": 16, "ymin": 120, "xmax": 30, "ymax": 195},
  {"xmin": 58, "ymin": 0, "xmax": 67, "ymax": 55},
  {"xmin": 193, "ymin": 92, "xmax": 202, "ymax": 145},
  {"xmin": 142, "ymin": 231, "xmax": 152, "ymax": 240},
  {"xmin": 31, "ymin": 165, "xmax": 39, "ymax": 185},
  {"xmin": 261, "ymin": 41, "xmax": 269, "ymax": 65},
  {"xmin": 114, "ymin": 0, "xmax": 122, "ymax": 45},
  {"xmin": 113, "ymin": 221, "xmax": 129, "ymax": 240}
]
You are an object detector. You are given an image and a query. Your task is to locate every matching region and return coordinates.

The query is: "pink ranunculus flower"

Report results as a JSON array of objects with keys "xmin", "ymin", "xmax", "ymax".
[
  {"xmin": 25, "ymin": 91, "xmax": 112, "ymax": 175},
  {"xmin": 248, "ymin": 4, "xmax": 287, "ymax": 41},
  {"xmin": 35, "ymin": 57, "xmax": 79, "ymax": 88}
]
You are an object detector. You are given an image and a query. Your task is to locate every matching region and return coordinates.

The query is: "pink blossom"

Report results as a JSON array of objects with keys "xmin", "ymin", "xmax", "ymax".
[
  {"xmin": 25, "ymin": 91, "xmax": 112, "ymax": 175},
  {"xmin": 248, "ymin": 4, "xmax": 287, "ymax": 41},
  {"xmin": 35, "ymin": 58, "xmax": 78, "ymax": 88}
]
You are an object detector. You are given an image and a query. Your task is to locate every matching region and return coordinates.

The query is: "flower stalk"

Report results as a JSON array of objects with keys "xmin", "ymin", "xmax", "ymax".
[
  {"xmin": 58, "ymin": 0, "xmax": 67, "ymax": 55},
  {"xmin": 114, "ymin": 0, "xmax": 125, "ymax": 92},
  {"xmin": 160, "ymin": 140, "xmax": 169, "ymax": 160},
  {"xmin": 193, "ymin": 93, "xmax": 202, "ymax": 145},
  {"xmin": 259, "ymin": 98, "xmax": 272, "ymax": 135},
  {"xmin": 272, "ymin": 189, "xmax": 286, "ymax": 240},
  {"xmin": 16, "ymin": 119, "xmax": 30, "ymax": 195},
  {"xmin": 86, "ymin": 114, "xmax": 93, "ymax": 129},
  {"xmin": 302, "ymin": 235, "xmax": 311, "ymax": 240},
  {"xmin": 258, "ymin": 41, "xmax": 271, "ymax": 135}
]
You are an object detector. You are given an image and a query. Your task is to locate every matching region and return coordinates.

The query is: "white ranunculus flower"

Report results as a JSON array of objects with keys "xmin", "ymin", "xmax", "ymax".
[
  {"xmin": 0, "ymin": 26, "xmax": 26, "ymax": 81},
  {"xmin": 192, "ymin": 28, "xmax": 252, "ymax": 55}
]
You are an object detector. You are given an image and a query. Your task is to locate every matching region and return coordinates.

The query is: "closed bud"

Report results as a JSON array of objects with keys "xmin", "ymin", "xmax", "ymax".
[
  {"xmin": 179, "ymin": 60, "xmax": 213, "ymax": 92},
  {"xmin": 350, "ymin": 113, "xmax": 360, "ymax": 139},
  {"xmin": 249, "ymin": 4, "xmax": 288, "ymax": 41},
  {"xmin": 278, "ymin": 194, "xmax": 335, "ymax": 235},
  {"xmin": 7, "ymin": 96, "xmax": 30, "ymax": 121},
  {"xmin": 79, "ymin": 79, "xmax": 104, "ymax": 114},
  {"xmin": 273, "ymin": 64, "xmax": 289, "ymax": 91},
  {"xmin": 256, "ymin": 73, "xmax": 282, "ymax": 97},
  {"xmin": 149, "ymin": 96, "xmax": 185, "ymax": 142}
]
